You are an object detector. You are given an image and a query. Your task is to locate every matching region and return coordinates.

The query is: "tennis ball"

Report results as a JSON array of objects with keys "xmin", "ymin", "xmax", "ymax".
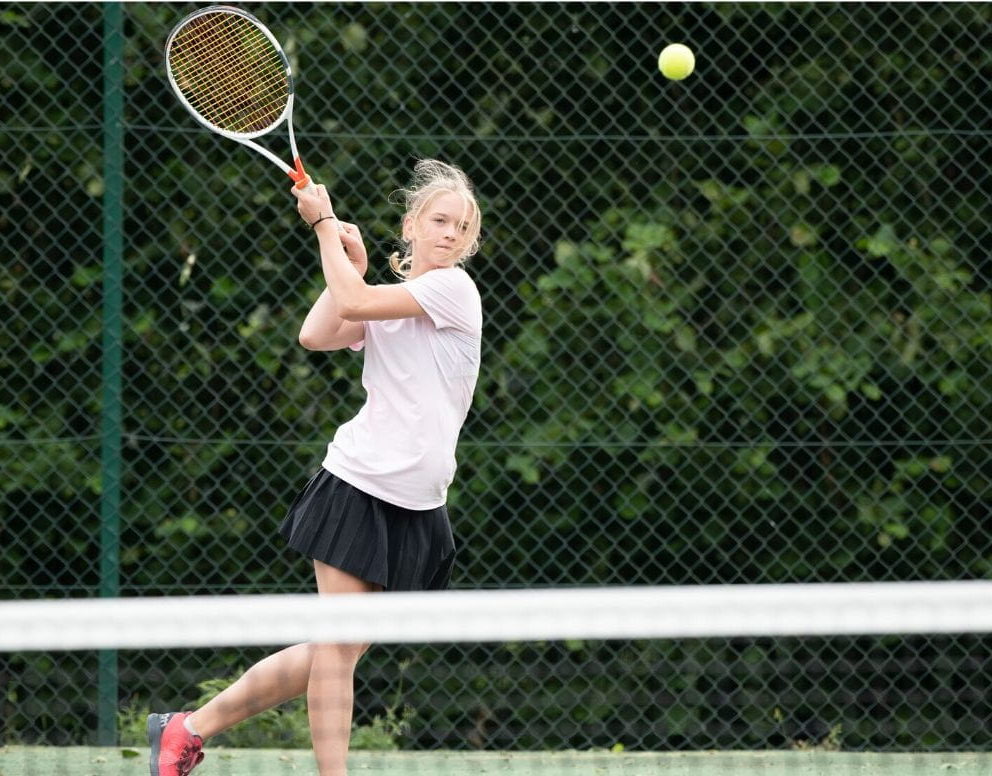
[{"xmin": 658, "ymin": 43, "xmax": 695, "ymax": 80}]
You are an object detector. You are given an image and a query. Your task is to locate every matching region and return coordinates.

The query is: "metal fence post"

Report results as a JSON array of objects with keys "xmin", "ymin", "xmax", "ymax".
[{"xmin": 98, "ymin": 0, "xmax": 124, "ymax": 747}]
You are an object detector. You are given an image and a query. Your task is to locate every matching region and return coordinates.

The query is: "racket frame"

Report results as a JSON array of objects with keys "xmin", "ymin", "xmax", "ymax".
[{"xmin": 165, "ymin": 5, "xmax": 310, "ymax": 188}]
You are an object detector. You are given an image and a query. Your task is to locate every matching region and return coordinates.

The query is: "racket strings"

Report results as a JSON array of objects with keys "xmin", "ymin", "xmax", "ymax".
[
  {"xmin": 188, "ymin": 23, "xmax": 285, "ymax": 128},
  {"xmin": 169, "ymin": 12, "xmax": 289, "ymax": 134},
  {"xmin": 174, "ymin": 16, "xmax": 285, "ymax": 130},
  {"xmin": 173, "ymin": 18, "xmax": 285, "ymax": 131}
]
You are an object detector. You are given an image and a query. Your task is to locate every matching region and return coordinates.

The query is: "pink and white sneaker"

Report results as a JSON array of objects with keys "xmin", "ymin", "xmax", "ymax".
[{"xmin": 147, "ymin": 711, "xmax": 204, "ymax": 776}]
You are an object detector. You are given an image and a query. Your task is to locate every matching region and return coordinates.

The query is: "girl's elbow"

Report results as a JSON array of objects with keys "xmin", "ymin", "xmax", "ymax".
[
  {"xmin": 298, "ymin": 330, "xmax": 324, "ymax": 350},
  {"xmin": 337, "ymin": 302, "xmax": 363, "ymax": 322},
  {"xmin": 337, "ymin": 288, "xmax": 371, "ymax": 322}
]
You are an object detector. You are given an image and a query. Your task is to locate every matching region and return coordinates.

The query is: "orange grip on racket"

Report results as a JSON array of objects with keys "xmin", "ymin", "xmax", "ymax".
[{"xmin": 289, "ymin": 157, "xmax": 314, "ymax": 191}]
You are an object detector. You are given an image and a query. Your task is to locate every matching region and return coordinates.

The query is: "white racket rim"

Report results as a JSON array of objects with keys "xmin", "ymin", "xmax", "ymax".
[{"xmin": 165, "ymin": 4, "xmax": 294, "ymax": 142}]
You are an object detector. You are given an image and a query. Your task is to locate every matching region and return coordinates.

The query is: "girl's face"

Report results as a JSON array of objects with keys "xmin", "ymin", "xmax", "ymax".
[{"xmin": 404, "ymin": 191, "xmax": 474, "ymax": 269}]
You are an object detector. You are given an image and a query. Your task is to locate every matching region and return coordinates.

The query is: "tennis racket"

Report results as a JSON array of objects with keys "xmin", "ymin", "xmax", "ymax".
[{"xmin": 165, "ymin": 5, "xmax": 316, "ymax": 192}]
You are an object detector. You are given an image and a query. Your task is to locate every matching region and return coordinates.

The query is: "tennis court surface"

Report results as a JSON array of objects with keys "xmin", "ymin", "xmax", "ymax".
[{"xmin": 4, "ymin": 747, "xmax": 992, "ymax": 776}]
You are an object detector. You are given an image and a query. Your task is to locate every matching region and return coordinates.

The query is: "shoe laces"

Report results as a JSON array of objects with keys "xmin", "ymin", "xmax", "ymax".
[{"xmin": 175, "ymin": 740, "xmax": 203, "ymax": 775}]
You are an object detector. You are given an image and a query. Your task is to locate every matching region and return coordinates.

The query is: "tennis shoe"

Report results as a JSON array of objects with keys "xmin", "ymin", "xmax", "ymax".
[{"xmin": 147, "ymin": 711, "xmax": 204, "ymax": 776}]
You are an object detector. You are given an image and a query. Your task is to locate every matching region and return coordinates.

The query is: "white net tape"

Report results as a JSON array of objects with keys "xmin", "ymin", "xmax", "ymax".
[{"xmin": 3, "ymin": 581, "xmax": 991, "ymax": 651}]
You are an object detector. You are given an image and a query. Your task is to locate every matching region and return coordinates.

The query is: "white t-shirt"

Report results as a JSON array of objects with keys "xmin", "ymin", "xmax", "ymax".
[{"xmin": 322, "ymin": 267, "xmax": 482, "ymax": 509}]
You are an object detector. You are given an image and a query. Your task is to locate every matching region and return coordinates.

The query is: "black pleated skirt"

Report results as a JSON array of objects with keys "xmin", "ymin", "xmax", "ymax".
[{"xmin": 279, "ymin": 468, "xmax": 455, "ymax": 591}]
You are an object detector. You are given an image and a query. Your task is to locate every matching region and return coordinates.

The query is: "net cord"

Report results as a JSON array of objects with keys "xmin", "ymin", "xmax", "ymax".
[{"xmin": 2, "ymin": 581, "xmax": 991, "ymax": 652}]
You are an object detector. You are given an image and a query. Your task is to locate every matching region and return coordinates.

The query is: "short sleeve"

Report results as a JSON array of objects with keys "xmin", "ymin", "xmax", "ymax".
[
  {"xmin": 404, "ymin": 267, "xmax": 482, "ymax": 334},
  {"xmin": 348, "ymin": 322, "xmax": 366, "ymax": 351}
]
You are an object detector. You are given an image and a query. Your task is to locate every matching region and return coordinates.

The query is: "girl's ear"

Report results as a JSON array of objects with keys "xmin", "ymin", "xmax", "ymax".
[{"xmin": 402, "ymin": 214, "xmax": 413, "ymax": 242}]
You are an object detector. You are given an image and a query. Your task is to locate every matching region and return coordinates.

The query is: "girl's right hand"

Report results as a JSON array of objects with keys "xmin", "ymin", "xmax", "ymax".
[{"xmin": 336, "ymin": 221, "xmax": 368, "ymax": 277}]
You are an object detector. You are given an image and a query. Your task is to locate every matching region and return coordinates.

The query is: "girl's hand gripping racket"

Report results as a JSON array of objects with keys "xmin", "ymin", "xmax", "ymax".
[{"xmin": 165, "ymin": 5, "xmax": 316, "ymax": 193}]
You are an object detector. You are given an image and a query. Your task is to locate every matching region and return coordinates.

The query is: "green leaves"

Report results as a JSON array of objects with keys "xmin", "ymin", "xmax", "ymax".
[{"xmin": 487, "ymin": 130, "xmax": 989, "ymax": 592}]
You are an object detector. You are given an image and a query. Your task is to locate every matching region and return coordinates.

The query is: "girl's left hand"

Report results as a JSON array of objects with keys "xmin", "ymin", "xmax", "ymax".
[
  {"xmin": 291, "ymin": 182, "xmax": 335, "ymax": 226},
  {"xmin": 336, "ymin": 221, "xmax": 369, "ymax": 277}
]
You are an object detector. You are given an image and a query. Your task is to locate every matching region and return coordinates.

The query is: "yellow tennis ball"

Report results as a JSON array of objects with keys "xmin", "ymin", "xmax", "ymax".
[{"xmin": 658, "ymin": 43, "xmax": 695, "ymax": 80}]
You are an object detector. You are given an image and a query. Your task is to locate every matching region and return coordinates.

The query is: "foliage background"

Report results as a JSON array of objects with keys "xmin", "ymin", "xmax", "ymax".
[{"xmin": 1, "ymin": 1, "xmax": 990, "ymax": 752}]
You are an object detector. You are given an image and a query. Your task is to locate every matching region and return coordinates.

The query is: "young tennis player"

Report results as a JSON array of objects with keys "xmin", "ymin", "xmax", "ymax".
[{"xmin": 148, "ymin": 159, "xmax": 483, "ymax": 776}]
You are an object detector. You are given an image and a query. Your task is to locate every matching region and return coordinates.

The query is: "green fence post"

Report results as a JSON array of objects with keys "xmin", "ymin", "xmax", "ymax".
[{"xmin": 99, "ymin": 0, "xmax": 124, "ymax": 747}]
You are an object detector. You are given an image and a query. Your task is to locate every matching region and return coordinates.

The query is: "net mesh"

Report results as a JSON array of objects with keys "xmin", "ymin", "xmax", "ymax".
[
  {"xmin": 168, "ymin": 9, "xmax": 289, "ymax": 134},
  {"xmin": 2, "ymin": 584, "xmax": 992, "ymax": 773}
]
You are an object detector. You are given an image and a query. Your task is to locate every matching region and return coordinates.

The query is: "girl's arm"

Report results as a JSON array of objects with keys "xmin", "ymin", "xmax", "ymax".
[
  {"xmin": 298, "ymin": 217, "xmax": 368, "ymax": 351},
  {"xmin": 294, "ymin": 185, "xmax": 426, "ymax": 323},
  {"xmin": 298, "ymin": 287, "xmax": 365, "ymax": 351},
  {"xmin": 314, "ymin": 221, "xmax": 424, "ymax": 322}
]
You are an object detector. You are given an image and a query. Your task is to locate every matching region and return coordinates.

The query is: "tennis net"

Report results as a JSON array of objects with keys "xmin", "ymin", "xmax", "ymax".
[{"xmin": 2, "ymin": 582, "xmax": 992, "ymax": 775}]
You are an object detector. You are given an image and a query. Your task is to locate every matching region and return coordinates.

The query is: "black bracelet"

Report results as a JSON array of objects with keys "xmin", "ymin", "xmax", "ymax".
[{"xmin": 309, "ymin": 215, "xmax": 336, "ymax": 228}]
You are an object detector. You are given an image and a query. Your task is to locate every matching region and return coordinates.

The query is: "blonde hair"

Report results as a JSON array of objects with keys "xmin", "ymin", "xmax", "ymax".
[{"xmin": 388, "ymin": 159, "xmax": 482, "ymax": 279}]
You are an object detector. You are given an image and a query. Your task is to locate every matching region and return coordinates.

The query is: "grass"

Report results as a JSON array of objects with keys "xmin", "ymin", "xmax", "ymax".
[{"xmin": 2, "ymin": 747, "xmax": 992, "ymax": 776}]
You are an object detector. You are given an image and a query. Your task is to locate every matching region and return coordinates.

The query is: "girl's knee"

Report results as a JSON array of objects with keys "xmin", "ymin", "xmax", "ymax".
[{"xmin": 313, "ymin": 641, "xmax": 369, "ymax": 666}]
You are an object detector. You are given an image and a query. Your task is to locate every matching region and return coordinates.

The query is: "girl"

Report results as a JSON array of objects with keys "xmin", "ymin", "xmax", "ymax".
[{"xmin": 148, "ymin": 159, "xmax": 483, "ymax": 776}]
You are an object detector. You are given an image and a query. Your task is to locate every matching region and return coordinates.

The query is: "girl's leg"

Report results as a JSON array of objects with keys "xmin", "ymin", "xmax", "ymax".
[
  {"xmin": 187, "ymin": 563, "xmax": 376, "ymax": 749},
  {"xmin": 308, "ymin": 560, "xmax": 379, "ymax": 776},
  {"xmin": 186, "ymin": 642, "xmax": 315, "ymax": 739}
]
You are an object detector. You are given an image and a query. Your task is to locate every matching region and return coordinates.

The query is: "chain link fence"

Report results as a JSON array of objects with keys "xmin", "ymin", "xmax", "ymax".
[{"xmin": 2, "ymin": 1, "xmax": 991, "ymax": 753}]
